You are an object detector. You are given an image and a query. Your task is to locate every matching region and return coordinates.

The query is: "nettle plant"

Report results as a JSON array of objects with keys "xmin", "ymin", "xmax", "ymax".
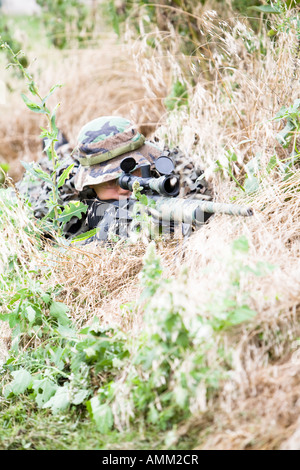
[
  {"xmin": 130, "ymin": 180, "xmax": 162, "ymax": 241},
  {"xmin": 0, "ymin": 236, "xmax": 275, "ymax": 432},
  {"xmin": 0, "ymin": 42, "xmax": 87, "ymax": 236}
]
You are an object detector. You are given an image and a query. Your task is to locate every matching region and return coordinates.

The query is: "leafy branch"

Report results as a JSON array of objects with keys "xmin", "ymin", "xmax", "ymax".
[{"xmin": 0, "ymin": 41, "xmax": 87, "ymax": 235}]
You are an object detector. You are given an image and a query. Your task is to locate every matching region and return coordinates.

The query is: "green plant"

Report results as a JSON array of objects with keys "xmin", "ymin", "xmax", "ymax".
[
  {"xmin": 250, "ymin": 0, "xmax": 300, "ymax": 37},
  {"xmin": 0, "ymin": 229, "xmax": 275, "ymax": 435},
  {"xmin": 272, "ymin": 99, "xmax": 300, "ymax": 176},
  {"xmin": 243, "ymin": 154, "xmax": 261, "ymax": 194},
  {"xmin": 0, "ymin": 41, "xmax": 87, "ymax": 235},
  {"xmin": 164, "ymin": 80, "xmax": 189, "ymax": 111},
  {"xmin": 0, "ymin": 283, "xmax": 129, "ymax": 418},
  {"xmin": 36, "ymin": 0, "xmax": 93, "ymax": 49},
  {"xmin": 215, "ymin": 149, "xmax": 246, "ymax": 192},
  {"xmin": 130, "ymin": 180, "xmax": 162, "ymax": 241},
  {"xmin": 207, "ymin": 236, "xmax": 274, "ymax": 331},
  {"xmin": 87, "ymin": 238, "xmax": 275, "ymax": 431},
  {"xmin": 0, "ymin": 16, "xmax": 28, "ymax": 70},
  {"xmin": 274, "ymin": 99, "xmax": 300, "ymax": 148}
]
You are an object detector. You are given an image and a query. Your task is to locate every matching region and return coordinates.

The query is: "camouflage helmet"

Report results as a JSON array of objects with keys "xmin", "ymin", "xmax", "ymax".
[{"xmin": 74, "ymin": 116, "xmax": 162, "ymax": 191}]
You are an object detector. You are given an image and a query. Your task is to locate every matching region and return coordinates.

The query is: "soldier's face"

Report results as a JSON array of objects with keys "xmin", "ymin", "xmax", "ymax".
[{"xmin": 91, "ymin": 168, "xmax": 142, "ymax": 200}]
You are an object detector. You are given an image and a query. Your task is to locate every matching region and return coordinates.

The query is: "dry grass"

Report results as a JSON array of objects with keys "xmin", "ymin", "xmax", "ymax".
[
  {"xmin": 194, "ymin": 355, "xmax": 300, "ymax": 450},
  {"xmin": 47, "ymin": 241, "xmax": 146, "ymax": 329},
  {"xmin": 126, "ymin": 7, "xmax": 300, "ymax": 448},
  {"xmin": 0, "ymin": 35, "xmax": 167, "ymax": 181},
  {"xmin": 1, "ymin": 4, "xmax": 300, "ymax": 449}
]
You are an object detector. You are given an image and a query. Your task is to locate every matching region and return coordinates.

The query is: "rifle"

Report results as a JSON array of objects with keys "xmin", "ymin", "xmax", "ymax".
[{"xmin": 118, "ymin": 156, "xmax": 253, "ymax": 226}]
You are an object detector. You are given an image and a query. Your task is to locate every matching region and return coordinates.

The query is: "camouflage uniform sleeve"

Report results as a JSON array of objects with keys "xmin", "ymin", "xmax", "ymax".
[
  {"xmin": 86, "ymin": 197, "xmax": 178, "ymax": 243},
  {"xmin": 17, "ymin": 142, "xmax": 94, "ymax": 239}
]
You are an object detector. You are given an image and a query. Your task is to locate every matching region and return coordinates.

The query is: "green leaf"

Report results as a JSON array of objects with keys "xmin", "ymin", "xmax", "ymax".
[
  {"xmin": 50, "ymin": 103, "xmax": 60, "ymax": 134},
  {"xmin": 245, "ymin": 155, "xmax": 261, "ymax": 175},
  {"xmin": 244, "ymin": 261, "xmax": 276, "ymax": 277},
  {"xmin": 41, "ymin": 293, "xmax": 51, "ymax": 304},
  {"xmin": 266, "ymin": 155, "xmax": 278, "ymax": 174},
  {"xmin": 56, "ymin": 325, "xmax": 77, "ymax": 339},
  {"xmin": 87, "ymin": 398, "xmax": 114, "ymax": 433},
  {"xmin": 273, "ymin": 106, "xmax": 288, "ymax": 120},
  {"xmin": 26, "ymin": 305, "xmax": 36, "ymax": 323},
  {"xmin": 58, "ymin": 201, "xmax": 87, "ymax": 225},
  {"xmin": 28, "ymin": 81, "xmax": 39, "ymax": 96},
  {"xmin": 232, "ymin": 236, "xmax": 249, "ymax": 253},
  {"xmin": 32, "ymin": 378, "xmax": 58, "ymax": 408},
  {"xmin": 0, "ymin": 168, "xmax": 5, "ymax": 185},
  {"xmin": 49, "ymin": 301, "xmax": 70, "ymax": 327},
  {"xmin": 71, "ymin": 389, "xmax": 89, "ymax": 406},
  {"xmin": 230, "ymin": 305, "xmax": 257, "ymax": 325},
  {"xmin": 244, "ymin": 156, "xmax": 260, "ymax": 193},
  {"xmin": 0, "ymin": 313, "xmax": 10, "ymax": 322},
  {"xmin": 57, "ymin": 164, "xmax": 75, "ymax": 188},
  {"xmin": 244, "ymin": 175, "xmax": 259, "ymax": 194},
  {"xmin": 71, "ymin": 228, "xmax": 99, "ymax": 244},
  {"xmin": 43, "ymin": 385, "xmax": 70, "ymax": 414},
  {"xmin": 8, "ymin": 369, "xmax": 32, "ymax": 395},
  {"xmin": 174, "ymin": 386, "xmax": 189, "ymax": 408},
  {"xmin": 164, "ymin": 80, "xmax": 188, "ymax": 111},
  {"xmin": 21, "ymin": 161, "xmax": 53, "ymax": 185},
  {"xmin": 291, "ymin": 100, "xmax": 300, "ymax": 114},
  {"xmin": 276, "ymin": 120, "xmax": 296, "ymax": 147},
  {"xmin": 248, "ymin": 5, "xmax": 281, "ymax": 14},
  {"xmin": 108, "ymin": 0, "xmax": 120, "ymax": 36},
  {"xmin": 0, "ymin": 162, "xmax": 9, "ymax": 173},
  {"xmin": 41, "ymin": 84, "xmax": 63, "ymax": 106},
  {"xmin": 0, "ymin": 308, "xmax": 19, "ymax": 328},
  {"xmin": 267, "ymin": 29, "xmax": 277, "ymax": 37},
  {"xmin": 42, "ymin": 138, "xmax": 53, "ymax": 154},
  {"xmin": 139, "ymin": 194, "xmax": 149, "ymax": 205},
  {"xmin": 147, "ymin": 404, "xmax": 160, "ymax": 424},
  {"xmin": 21, "ymin": 94, "xmax": 49, "ymax": 114}
]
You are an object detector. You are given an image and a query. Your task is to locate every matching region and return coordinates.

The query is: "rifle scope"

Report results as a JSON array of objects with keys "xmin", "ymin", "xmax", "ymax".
[{"xmin": 119, "ymin": 156, "xmax": 180, "ymax": 197}]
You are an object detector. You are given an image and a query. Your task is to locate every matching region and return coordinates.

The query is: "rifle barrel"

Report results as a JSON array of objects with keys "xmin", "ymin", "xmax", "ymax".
[{"xmin": 150, "ymin": 197, "xmax": 253, "ymax": 224}]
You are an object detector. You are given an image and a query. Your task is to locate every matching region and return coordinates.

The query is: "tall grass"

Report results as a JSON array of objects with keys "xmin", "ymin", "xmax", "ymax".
[{"xmin": 1, "ymin": 0, "xmax": 300, "ymax": 449}]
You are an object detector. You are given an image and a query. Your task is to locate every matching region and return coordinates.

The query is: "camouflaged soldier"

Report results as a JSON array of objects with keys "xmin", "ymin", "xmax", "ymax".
[
  {"xmin": 74, "ymin": 115, "xmax": 164, "ymax": 242},
  {"xmin": 18, "ymin": 115, "xmax": 212, "ymax": 242},
  {"xmin": 17, "ymin": 131, "xmax": 95, "ymax": 239},
  {"xmin": 73, "ymin": 115, "xmax": 214, "ymax": 242}
]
